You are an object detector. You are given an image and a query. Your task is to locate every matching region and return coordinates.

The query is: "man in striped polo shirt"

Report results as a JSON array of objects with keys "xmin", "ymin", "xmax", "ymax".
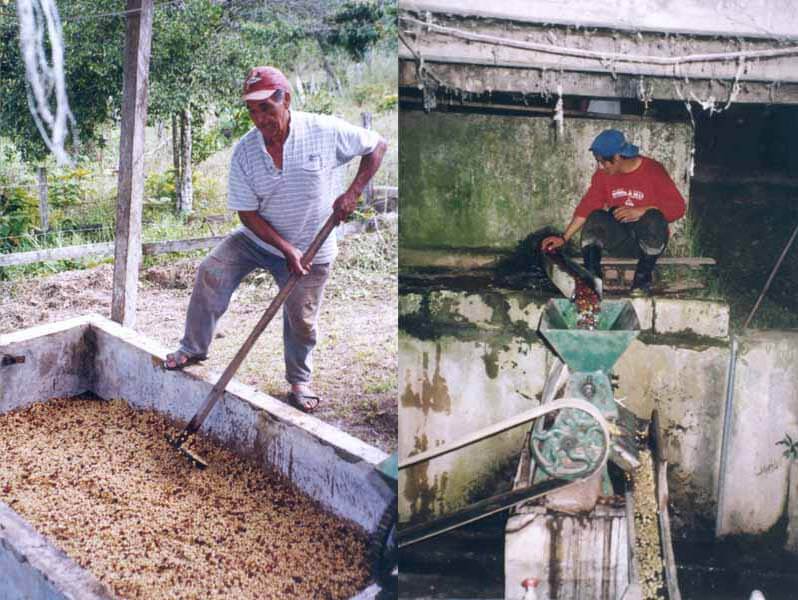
[{"xmin": 165, "ymin": 66, "xmax": 387, "ymax": 412}]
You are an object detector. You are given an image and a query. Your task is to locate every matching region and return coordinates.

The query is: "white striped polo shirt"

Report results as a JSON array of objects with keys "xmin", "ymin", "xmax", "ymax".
[{"xmin": 227, "ymin": 110, "xmax": 381, "ymax": 264}]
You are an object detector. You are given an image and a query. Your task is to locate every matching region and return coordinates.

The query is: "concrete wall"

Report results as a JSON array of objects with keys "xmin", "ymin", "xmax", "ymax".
[
  {"xmin": 399, "ymin": 332, "xmax": 549, "ymax": 522},
  {"xmin": 0, "ymin": 503, "xmax": 113, "ymax": 600},
  {"xmin": 614, "ymin": 337, "xmax": 728, "ymax": 530},
  {"xmin": 399, "ymin": 287, "xmax": 736, "ymax": 536},
  {"xmin": 401, "ymin": 284, "xmax": 798, "ymax": 548},
  {"xmin": 0, "ymin": 316, "xmax": 395, "ymax": 599},
  {"xmin": 0, "ymin": 317, "xmax": 95, "ymax": 411},
  {"xmin": 717, "ymin": 331, "xmax": 798, "ymax": 538},
  {"xmin": 399, "ymin": 111, "xmax": 693, "ymax": 254}
]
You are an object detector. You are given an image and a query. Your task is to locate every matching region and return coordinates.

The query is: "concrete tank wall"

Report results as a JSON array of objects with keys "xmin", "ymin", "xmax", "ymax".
[
  {"xmin": 399, "ymin": 111, "xmax": 693, "ymax": 254},
  {"xmin": 0, "ymin": 316, "xmax": 394, "ymax": 600},
  {"xmin": 717, "ymin": 330, "xmax": 798, "ymax": 538},
  {"xmin": 399, "ymin": 288, "xmax": 731, "ymax": 532},
  {"xmin": 399, "ymin": 287, "xmax": 798, "ymax": 551}
]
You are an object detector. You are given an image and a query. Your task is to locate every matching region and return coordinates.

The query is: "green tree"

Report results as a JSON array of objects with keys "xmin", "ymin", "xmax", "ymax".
[
  {"xmin": 0, "ymin": 0, "xmax": 125, "ymax": 162},
  {"xmin": 324, "ymin": 1, "xmax": 386, "ymax": 61},
  {"xmin": 147, "ymin": 0, "xmax": 309, "ymax": 213}
]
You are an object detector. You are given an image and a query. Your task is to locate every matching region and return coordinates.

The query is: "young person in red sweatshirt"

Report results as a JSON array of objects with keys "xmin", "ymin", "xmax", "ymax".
[{"xmin": 541, "ymin": 129, "xmax": 686, "ymax": 295}]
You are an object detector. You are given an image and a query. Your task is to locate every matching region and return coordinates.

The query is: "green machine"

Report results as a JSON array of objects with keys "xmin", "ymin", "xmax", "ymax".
[{"xmin": 533, "ymin": 297, "xmax": 643, "ymax": 489}]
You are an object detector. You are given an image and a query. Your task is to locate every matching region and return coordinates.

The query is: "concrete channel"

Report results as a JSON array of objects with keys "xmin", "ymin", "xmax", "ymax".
[{"xmin": 0, "ymin": 314, "xmax": 394, "ymax": 600}]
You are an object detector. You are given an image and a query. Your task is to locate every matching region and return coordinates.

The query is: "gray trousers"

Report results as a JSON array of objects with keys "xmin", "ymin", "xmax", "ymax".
[{"xmin": 179, "ymin": 231, "xmax": 330, "ymax": 385}]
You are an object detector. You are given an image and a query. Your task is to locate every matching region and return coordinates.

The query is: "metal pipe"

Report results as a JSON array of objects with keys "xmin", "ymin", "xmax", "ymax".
[
  {"xmin": 715, "ymin": 336, "xmax": 739, "ymax": 536},
  {"xmin": 743, "ymin": 219, "xmax": 798, "ymax": 329}
]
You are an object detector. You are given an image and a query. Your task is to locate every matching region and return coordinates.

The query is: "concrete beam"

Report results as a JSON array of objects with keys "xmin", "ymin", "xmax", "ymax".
[
  {"xmin": 401, "ymin": 0, "xmax": 798, "ymax": 40},
  {"xmin": 400, "ymin": 13, "xmax": 798, "ymax": 84},
  {"xmin": 400, "ymin": 59, "xmax": 798, "ymax": 105}
]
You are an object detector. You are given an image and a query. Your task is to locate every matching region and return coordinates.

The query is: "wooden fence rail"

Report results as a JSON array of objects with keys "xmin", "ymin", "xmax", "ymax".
[
  {"xmin": 1, "ymin": 185, "xmax": 399, "ymax": 269},
  {"xmin": 0, "ymin": 235, "xmax": 227, "ymax": 268}
]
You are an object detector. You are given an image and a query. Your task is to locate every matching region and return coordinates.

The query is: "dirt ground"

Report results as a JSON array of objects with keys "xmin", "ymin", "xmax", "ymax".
[{"xmin": 0, "ymin": 229, "xmax": 397, "ymax": 454}]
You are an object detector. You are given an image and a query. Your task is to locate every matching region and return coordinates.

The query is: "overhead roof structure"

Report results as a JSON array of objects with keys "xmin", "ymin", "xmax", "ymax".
[{"xmin": 399, "ymin": 0, "xmax": 798, "ymax": 105}]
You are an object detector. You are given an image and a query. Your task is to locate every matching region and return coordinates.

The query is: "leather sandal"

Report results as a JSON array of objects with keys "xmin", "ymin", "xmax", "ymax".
[
  {"xmin": 287, "ymin": 391, "xmax": 320, "ymax": 413},
  {"xmin": 163, "ymin": 350, "xmax": 207, "ymax": 370}
]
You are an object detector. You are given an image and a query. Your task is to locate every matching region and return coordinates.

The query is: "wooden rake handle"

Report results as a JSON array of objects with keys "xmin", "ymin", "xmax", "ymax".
[{"xmin": 182, "ymin": 213, "xmax": 340, "ymax": 436}]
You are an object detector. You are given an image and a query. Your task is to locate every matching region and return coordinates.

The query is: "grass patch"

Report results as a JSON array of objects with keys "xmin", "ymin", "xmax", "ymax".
[{"xmin": 364, "ymin": 379, "xmax": 394, "ymax": 394}]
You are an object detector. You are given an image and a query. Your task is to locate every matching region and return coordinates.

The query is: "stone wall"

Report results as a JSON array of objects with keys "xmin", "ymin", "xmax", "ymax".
[{"xmin": 399, "ymin": 111, "xmax": 693, "ymax": 254}]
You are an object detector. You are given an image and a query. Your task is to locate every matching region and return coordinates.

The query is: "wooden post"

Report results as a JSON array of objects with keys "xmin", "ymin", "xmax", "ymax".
[
  {"xmin": 179, "ymin": 107, "xmax": 193, "ymax": 213},
  {"xmin": 172, "ymin": 112, "xmax": 181, "ymax": 210},
  {"xmin": 361, "ymin": 111, "xmax": 375, "ymax": 209},
  {"xmin": 111, "ymin": 0, "xmax": 153, "ymax": 328},
  {"xmin": 36, "ymin": 167, "xmax": 48, "ymax": 231}
]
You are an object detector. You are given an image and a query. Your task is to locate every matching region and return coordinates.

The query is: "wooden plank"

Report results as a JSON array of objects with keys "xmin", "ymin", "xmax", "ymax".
[
  {"xmin": 402, "ymin": 1, "xmax": 798, "ymax": 40},
  {"xmin": 142, "ymin": 236, "xmax": 226, "ymax": 254},
  {"xmin": 400, "ymin": 94, "xmax": 664, "ymax": 123},
  {"xmin": 603, "ymin": 257, "xmax": 716, "ymax": 266},
  {"xmin": 653, "ymin": 411, "xmax": 682, "ymax": 600},
  {"xmin": 658, "ymin": 464, "xmax": 682, "ymax": 600},
  {"xmin": 111, "ymin": 0, "xmax": 154, "ymax": 328},
  {"xmin": 400, "ymin": 247, "xmax": 715, "ymax": 270},
  {"xmin": 0, "ymin": 236, "xmax": 225, "ymax": 268},
  {"xmin": 0, "ymin": 242, "xmax": 114, "ymax": 267}
]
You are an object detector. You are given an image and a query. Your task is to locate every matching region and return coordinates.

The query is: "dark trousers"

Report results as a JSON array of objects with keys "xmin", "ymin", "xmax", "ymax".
[{"xmin": 580, "ymin": 208, "xmax": 668, "ymax": 257}]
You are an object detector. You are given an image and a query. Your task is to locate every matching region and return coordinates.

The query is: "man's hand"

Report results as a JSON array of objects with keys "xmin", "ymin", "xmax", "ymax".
[
  {"xmin": 613, "ymin": 206, "xmax": 648, "ymax": 223},
  {"xmin": 333, "ymin": 189, "xmax": 359, "ymax": 222},
  {"xmin": 284, "ymin": 244, "xmax": 309, "ymax": 276},
  {"xmin": 541, "ymin": 235, "xmax": 566, "ymax": 253}
]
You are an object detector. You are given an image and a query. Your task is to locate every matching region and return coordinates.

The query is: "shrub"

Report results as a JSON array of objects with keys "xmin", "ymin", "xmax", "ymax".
[{"xmin": 0, "ymin": 185, "xmax": 39, "ymax": 250}]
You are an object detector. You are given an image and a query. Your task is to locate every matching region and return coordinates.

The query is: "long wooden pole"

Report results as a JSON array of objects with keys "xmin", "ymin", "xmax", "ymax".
[
  {"xmin": 176, "ymin": 213, "xmax": 340, "ymax": 441},
  {"xmin": 111, "ymin": 0, "xmax": 153, "ymax": 327}
]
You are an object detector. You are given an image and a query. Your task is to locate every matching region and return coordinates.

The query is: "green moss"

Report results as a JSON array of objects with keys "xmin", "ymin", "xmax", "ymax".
[
  {"xmin": 400, "ymin": 109, "xmax": 692, "ymax": 252},
  {"xmin": 638, "ymin": 330, "xmax": 729, "ymax": 350}
]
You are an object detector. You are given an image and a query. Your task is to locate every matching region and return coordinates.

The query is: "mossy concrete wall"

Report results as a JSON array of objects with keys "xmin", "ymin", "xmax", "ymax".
[{"xmin": 399, "ymin": 110, "xmax": 693, "ymax": 253}]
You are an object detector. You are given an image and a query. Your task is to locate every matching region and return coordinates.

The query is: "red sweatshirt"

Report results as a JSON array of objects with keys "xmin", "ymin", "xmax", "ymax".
[{"xmin": 574, "ymin": 156, "xmax": 686, "ymax": 223}]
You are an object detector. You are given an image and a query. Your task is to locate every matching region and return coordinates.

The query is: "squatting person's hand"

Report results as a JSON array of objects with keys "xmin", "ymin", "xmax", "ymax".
[
  {"xmin": 541, "ymin": 235, "xmax": 565, "ymax": 253},
  {"xmin": 284, "ymin": 244, "xmax": 309, "ymax": 276},
  {"xmin": 332, "ymin": 189, "xmax": 359, "ymax": 222},
  {"xmin": 613, "ymin": 206, "xmax": 648, "ymax": 223}
]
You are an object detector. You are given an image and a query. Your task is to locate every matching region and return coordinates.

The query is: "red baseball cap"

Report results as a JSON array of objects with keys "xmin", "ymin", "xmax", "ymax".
[{"xmin": 241, "ymin": 66, "xmax": 292, "ymax": 101}]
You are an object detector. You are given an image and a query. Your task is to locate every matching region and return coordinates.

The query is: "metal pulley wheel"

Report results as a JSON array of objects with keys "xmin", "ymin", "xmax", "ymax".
[{"xmin": 530, "ymin": 398, "xmax": 610, "ymax": 480}]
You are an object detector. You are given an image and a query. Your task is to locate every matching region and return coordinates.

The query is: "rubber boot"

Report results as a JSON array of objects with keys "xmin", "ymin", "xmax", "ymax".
[
  {"xmin": 631, "ymin": 254, "xmax": 657, "ymax": 296},
  {"xmin": 581, "ymin": 244, "xmax": 603, "ymax": 279}
]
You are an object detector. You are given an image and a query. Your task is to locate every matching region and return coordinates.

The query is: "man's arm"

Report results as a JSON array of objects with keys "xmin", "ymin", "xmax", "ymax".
[
  {"xmin": 238, "ymin": 211, "xmax": 308, "ymax": 275},
  {"xmin": 541, "ymin": 215, "xmax": 587, "ymax": 252},
  {"xmin": 332, "ymin": 138, "xmax": 388, "ymax": 220}
]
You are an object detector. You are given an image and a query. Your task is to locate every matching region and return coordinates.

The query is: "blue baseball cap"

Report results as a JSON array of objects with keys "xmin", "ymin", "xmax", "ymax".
[{"xmin": 589, "ymin": 129, "xmax": 639, "ymax": 158}]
